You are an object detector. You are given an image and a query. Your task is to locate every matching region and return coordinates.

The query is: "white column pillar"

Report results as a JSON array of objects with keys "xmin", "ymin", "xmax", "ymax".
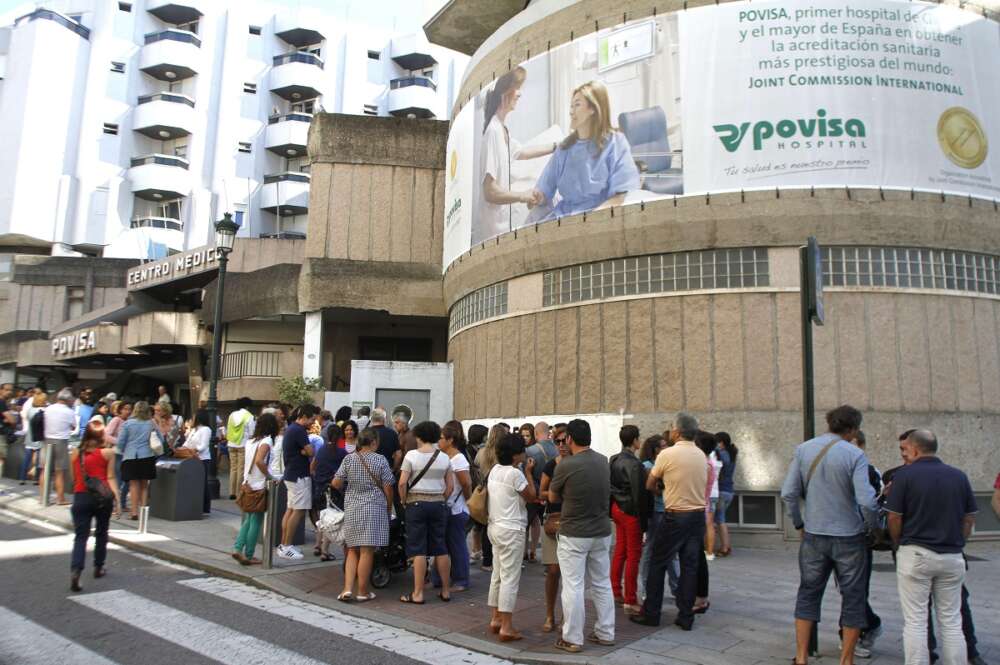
[{"xmin": 302, "ymin": 311, "xmax": 324, "ymax": 381}]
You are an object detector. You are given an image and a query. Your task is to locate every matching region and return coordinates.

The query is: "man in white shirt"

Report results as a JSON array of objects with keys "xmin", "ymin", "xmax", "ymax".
[
  {"xmin": 43, "ymin": 388, "xmax": 78, "ymax": 505},
  {"xmin": 226, "ymin": 397, "xmax": 255, "ymax": 499}
]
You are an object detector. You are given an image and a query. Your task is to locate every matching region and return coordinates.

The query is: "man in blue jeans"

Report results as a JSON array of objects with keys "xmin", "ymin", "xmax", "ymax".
[{"xmin": 781, "ymin": 405, "xmax": 878, "ymax": 665}]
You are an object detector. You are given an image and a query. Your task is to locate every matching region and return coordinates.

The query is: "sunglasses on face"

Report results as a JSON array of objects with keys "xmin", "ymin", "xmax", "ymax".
[{"xmin": 555, "ymin": 437, "xmax": 567, "ymax": 444}]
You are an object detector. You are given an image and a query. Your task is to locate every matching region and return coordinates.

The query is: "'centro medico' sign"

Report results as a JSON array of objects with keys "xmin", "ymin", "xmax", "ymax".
[{"xmin": 127, "ymin": 246, "xmax": 219, "ymax": 290}]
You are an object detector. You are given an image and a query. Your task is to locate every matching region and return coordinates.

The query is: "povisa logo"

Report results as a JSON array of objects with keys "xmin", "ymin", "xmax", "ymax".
[{"xmin": 714, "ymin": 109, "xmax": 866, "ymax": 152}]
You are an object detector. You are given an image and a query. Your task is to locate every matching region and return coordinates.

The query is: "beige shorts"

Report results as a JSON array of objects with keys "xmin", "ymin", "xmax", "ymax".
[
  {"xmin": 542, "ymin": 530, "xmax": 559, "ymax": 565},
  {"xmin": 285, "ymin": 477, "xmax": 312, "ymax": 510},
  {"xmin": 45, "ymin": 439, "xmax": 70, "ymax": 471}
]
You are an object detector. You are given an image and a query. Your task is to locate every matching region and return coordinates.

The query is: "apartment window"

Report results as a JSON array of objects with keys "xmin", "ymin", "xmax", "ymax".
[
  {"xmin": 67, "ymin": 14, "xmax": 83, "ymax": 23},
  {"xmin": 291, "ymin": 100, "xmax": 316, "ymax": 114},
  {"xmin": 448, "ymin": 282, "xmax": 509, "ymax": 335},
  {"xmin": 172, "ymin": 142, "xmax": 188, "ymax": 159},
  {"xmin": 103, "ymin": 123, "xmax": 119, "ymax": 135},
  {"xmin": 67, "ymin": 287, "xmax": 86, "ymax": 320},
  {"xmin": 363, "ymin": 104, "xmax": 378, "ymax": 116},
  {"xmin": 118, "ymin": 2, "xmax": 132, "ymax": 11},
  {"xmin": 249, "ymin": 25, "xmax": 262, "ymax": 35},
  {"xmin": 422, "ymin": 69, "xmax": 434, "ymax": 77},
  {"xmin": 178, "ymin": 20, "xmax": 198, "ymax": 34},
  {"xmin": 238, "ymin": 142, "xmax": 252, "ymax": 154},
  {"xmin": 541, "ymin": 248, "xmax": 770, "ymax": 307},
  {"xmin": 111, "ymin": 61, "xmax": 126, "ymax": 73},
  {"xmin": 233, "ymin": 210, "xmax": 245, "ymax": 227},
  {"xmin": 359, "ymin": 337, "xmax": 433, "ymax": 362},
  {"xmin": 243, "ymin": 82, "xmax": 257, "ymax": 94},
  {"xmin": 367, "ymin": 50, "xmax": 380, "ymax": 60}
]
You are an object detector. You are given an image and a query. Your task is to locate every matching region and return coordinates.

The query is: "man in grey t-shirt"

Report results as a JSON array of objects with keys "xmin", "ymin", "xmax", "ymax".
[{"xmin": 549, "ymin": 419, "xmax": 614, "ymax": 652}]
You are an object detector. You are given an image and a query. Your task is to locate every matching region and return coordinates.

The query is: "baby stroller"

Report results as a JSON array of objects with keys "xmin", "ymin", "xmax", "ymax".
[{"xmin": 371, "ymin": 508, "xmax": 408, "ymax": 588}]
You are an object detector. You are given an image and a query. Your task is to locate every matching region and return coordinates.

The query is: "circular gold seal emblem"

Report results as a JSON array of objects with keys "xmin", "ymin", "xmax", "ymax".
[
  {"xmin": 937, "ymin": 107, "xmax": 988, "ymax": 169},
  {"xmin": 449, "ymin": 150, "xmax": 458, "ymax": 180}
]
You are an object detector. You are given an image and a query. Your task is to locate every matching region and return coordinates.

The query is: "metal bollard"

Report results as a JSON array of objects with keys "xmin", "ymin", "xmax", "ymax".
[
  {"xmin": 138, "ymin": 506, "xmax": 149, "ymax": 534},
  {"xmin": 40, "ymin": 443, "xmax": 53, "ymax": 508},
  {"xmin": 261, "ymin": 480, "xmax": 280, "ymax": 569}
]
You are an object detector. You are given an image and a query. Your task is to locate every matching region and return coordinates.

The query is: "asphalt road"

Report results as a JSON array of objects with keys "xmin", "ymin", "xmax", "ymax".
[{"xmin": 0, "ymin": 511, "xmax": 507, "ymax": 665}]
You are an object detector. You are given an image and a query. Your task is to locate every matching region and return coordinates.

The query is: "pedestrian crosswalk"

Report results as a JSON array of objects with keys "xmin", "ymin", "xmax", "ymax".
[
  {"xmin": 0, "ymin": 575, "xmax": 512, "ymax": 665},
  {"xmin": 0, "ymin": 606, "xmax": 117, "ymax": 665},
  {"xmin": 72, "ymin": 589, "xmax": 330, "ymax": 665}
]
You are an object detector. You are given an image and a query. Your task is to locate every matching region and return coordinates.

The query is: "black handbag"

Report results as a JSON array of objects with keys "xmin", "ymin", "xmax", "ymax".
[{"xmin": 79, "ymin": 449, "xmax": 114, "ymax": 512}]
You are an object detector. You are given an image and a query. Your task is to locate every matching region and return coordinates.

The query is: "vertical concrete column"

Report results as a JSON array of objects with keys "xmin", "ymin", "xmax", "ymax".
[{"xmin": 303, "ymin": 311, "xmax": 324, "ymax": 381}]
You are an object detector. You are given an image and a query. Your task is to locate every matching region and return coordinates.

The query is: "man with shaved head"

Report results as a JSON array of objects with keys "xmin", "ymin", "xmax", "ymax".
[{"xmin": 887, "ymin": 430, "xmax": 978, "ymax": 665}]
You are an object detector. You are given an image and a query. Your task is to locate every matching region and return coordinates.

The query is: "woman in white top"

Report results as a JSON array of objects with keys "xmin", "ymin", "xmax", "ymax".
[
  {"xmin": 477, "ymin": 66, "xmax": 556, "ymax": 245},
  {"xmin": 19, "ymin": 391, "xmax": 46, "ymax": 484},
  {"xmin": 486, "ymin": 433, "xmax": 537, "ymax": 642},
  {"xmin": 232, "ymin": 413, "xmax": 279, "ymax": 565},
  {"xmin": 398, "ymin": 421, "xmax": 454, "ymax": 604},
  {"xmin": 431, "ymin": 421, "xmax": 473, "ymax": 592},
  {"xmin": 183, "ymin": 410, "xmax": 213, "ymax": 515}
]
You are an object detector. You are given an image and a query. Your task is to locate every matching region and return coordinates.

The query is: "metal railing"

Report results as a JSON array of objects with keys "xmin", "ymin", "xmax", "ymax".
[
  {"xmin": 220, "ymin": 350, "xmax": 281, "ymax": 378},
  {"xmin": 268, "ymin": 112, "xmax": 313, "ymax": 124},
  {"xmin": 131, "ymin": 217, "xmax": 183, "ymax": 231},
  {"xmin": 138, "ymin": 92, "xmax": 196, "ymax": 107},
  {"xmin": 145, "ymin": 28, "xmax": 202, "ymax": 47},
  {"xmin": 15, "ymin": 8, "xmax": 90, "ymax": 39},
  {"xmin": 273, "ymin": 51, "xmax": 324, "ymax": 68},
  {"xmin": 130, "ymin": 154, "xmax": 190, "ymax": 169},
  {"xmin": 263, "ymin": 172, "xmax": 310, "ymax": 185},
  {"xmin": 390, "ymin": 76, "xmax": 437, "ymax": 91}
]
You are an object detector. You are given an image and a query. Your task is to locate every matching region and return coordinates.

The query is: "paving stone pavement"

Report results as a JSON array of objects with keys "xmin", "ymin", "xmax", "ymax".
[{"xmin": 2, "ymin": 477, "xmax": 997, "ymax": 664}]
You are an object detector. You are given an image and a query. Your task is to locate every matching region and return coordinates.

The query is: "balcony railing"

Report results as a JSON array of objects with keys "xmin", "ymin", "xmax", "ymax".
[
  {"xmin": 272, "ymin": 51, "xmax": 324, "ymax": 68},
  {"xmin": 268, "ymin": 112, "xmax": 313, "ymax": 124},
  {"xmin": 259, "ymin": 231, "xmax": 306, "ymax": 240},
  {"xmin": 263, "ymin": 172, "xmax": 310, "ymax": 185},
  {"xmin": 390, "ymin": 76, "xmax": 436, "ymax": 92},
  {"xmin": 145, "ymin": 28, "xmax": 202, "ymax": 47},
  {"xmin": 131, "ymin": 217, "xmax": 183, "ymax": 231},
  {"xmin": 137, "ymin": 92, "xmax": 195, "ymax": 108},
  {"xmin": 15, "ymin": 8, "xmax": 90, "ymax": 39},
  {"xmin": 221, "ymin": 350, "xmax": 281, "ymax": 378},
  {"xmin": 130, "ymin": 154, "xmax": 190, "ymax": 169}
]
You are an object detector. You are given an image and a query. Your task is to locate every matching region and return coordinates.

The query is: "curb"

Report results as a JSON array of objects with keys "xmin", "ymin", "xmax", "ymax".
[{"xmin": 0, "ymin": 497, "xmax": 603, "ymax": 665}]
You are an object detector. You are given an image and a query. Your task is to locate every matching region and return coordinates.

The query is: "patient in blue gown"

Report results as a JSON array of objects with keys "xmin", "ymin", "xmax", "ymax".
[{"xmin": 529, "ymin": 80, "xmax": 640, "ymax": 220}]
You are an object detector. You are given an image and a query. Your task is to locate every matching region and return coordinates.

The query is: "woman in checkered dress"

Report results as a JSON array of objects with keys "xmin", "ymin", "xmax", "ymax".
[{"xmin": 332, "ymin": 428, "xmax": 395, "ymax": 602}]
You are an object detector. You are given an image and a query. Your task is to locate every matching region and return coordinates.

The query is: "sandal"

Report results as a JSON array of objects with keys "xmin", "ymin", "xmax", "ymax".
[
  {"xmin": 244, "ymin": 557, "xmax": 262, "ymax": 565},
  {"xmin": 320, "ymin": 553, "xmax": 335, "ymax": 562},
  {"xmin": 399, "ymin": 594, "xmax": 425, "ymax": 605},
  {"xmin": 438, "ymin": 592, "xmax": 451, "ymax": 602},
  {"xmin": 489, "ymin": 623, "xmax": 501, "ymax": 634},
  {"xmin": 554, "ymin": 638, "xmax": 582, "ymax": 653},
  {"xmin": 355, "ymin": 592, "xmax": 376, "ymax": 602},
  {"xmin": 588, "ymin": 632, "xmax": 615, "ymax": 646},
  {"xmin": 498, "ymin": 631, "xmax": 523, "ymax": 642},
  {"xmin": 313, "ymin": 546, "xmax": 322, "ymax": 557},
  {"xmin": 541, "ymin": 617, "xmax": 557, "ymax": 633},
  {"xmin": 337, "ymin": 592, "xmax": 354, "ymax": 602}
]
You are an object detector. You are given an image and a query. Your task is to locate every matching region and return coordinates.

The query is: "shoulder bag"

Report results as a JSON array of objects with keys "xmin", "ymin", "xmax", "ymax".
[
  {"xmin": 356, "ymin": 450, "xmax": 383, "ymax": 487},
  {"xmin": 406, "ymin": 449, "xmax": 442, "ymax": 492},
  {"xmin": 467, "ymin": 468, "xmax": 491, "ymax": 525},
  {"xmin": 236, "ymin": 439, "xmax": 269, "ymax": 513},
  {"xmin": 78, "ymin": 449, "xmax": 114, "ymax": 512},
  {"xmin": 148, "ymin": 428, "xmax": 165, "ymax": 456},
  {"xmin": 802, "ymin": 438, "xmax": 839, "ymax": 499}
]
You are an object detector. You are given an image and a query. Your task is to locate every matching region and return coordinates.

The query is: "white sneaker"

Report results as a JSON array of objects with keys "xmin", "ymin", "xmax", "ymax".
[
  {"xmin": 276, "ymin": 545, "xmax": 304, "ymax": 560},
  {"xmin": 841, "ymin": 642, "xmax": 872, "ymax": 659},
  {"xmin": 705, "ymin": 552, "xmax": 716, "ymax": 561},
  {"xmin": 861, "ymin": 624, "xmax": 882, "ymax": 650}
]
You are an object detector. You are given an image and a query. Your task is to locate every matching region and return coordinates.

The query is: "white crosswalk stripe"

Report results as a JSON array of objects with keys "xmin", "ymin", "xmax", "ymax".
[
  {"xmin": 71, "ymin": 589, "xmax": 328, "ymax": 665},
  {"xmin": 179, "ymin": 576, "xmax": 513, "ymax": 665},
  {"xmin": 0, "ymin": 606, "xmax": 119, "ymax": 665}
]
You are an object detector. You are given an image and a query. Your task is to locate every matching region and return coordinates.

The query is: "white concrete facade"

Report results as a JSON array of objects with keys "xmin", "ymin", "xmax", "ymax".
[{"xmin": 0, "ymin": 1, "xmax": 467, "ymax": 259}]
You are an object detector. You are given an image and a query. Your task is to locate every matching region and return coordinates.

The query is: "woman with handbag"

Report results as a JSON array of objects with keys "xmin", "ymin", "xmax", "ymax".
[
  {"xmin": 539, "ymin": 426, "xmax": 570, "ymax": 632},
  {"xmin": 232, "ymin": 413, "xmax": 280, "ymax": 565},
  {"xmin": 69, "ymin": 421, "xmax": 120, "ymax": 592},
  {"xmin": 154, "ymin": 401, "xmax": 183, "ymax": 454},
  {"xmin": 332, "ymin": 427, "xmax": 395, "ymax": 601},
  {"xmin": 398, "ymin": 420, "xmax": 454, "ymax": 604},
  {"xmin": 474, "ymin": 424, "xmax": 507, "ymax": 572},
  {"xmin": 118, "ymin": 401, "xmax": 159, "ymax": 521},
  {"xmin": 431, "ymin": 420, "xmax": 473, "ymax": 592}
]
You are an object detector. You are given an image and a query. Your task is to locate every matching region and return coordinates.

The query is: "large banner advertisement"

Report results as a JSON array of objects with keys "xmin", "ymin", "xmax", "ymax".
[{"xmin": 443, "ymin": 0, "xmax": 1000, "ymax": 270}]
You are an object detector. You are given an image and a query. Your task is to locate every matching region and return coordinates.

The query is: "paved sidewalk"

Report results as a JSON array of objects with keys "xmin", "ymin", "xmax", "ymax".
[{"xmin": 1, "ymin": 478, "xmax": 997, "ymax": 665}]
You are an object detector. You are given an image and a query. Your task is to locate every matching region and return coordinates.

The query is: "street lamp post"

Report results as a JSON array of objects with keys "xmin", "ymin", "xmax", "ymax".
[{"xmin": 205, "ymin": 212, "xmax": 239, "ymax": 500}]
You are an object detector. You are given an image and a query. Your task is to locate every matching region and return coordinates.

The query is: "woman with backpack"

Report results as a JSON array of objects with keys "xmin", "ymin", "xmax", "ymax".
[
  {"xmin": 69, "ymin": 420, "xmax": 120, "ymax": 591},
  {"xmin": 232, "ymin": 413, "xmax": 280, "ymax": 565},
  {"xmin": 20, "ymin": 391, "xmax": 46, "ymax": 485}
]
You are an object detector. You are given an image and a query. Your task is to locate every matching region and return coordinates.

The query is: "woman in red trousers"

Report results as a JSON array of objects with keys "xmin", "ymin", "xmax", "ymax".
[{"xmin": 609, "ymin": 425, "xmax": 648, "ymax": 615}]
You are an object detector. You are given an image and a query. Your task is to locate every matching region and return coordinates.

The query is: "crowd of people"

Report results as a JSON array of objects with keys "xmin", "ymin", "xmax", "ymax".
[{"xmin": 1, "ymin": 382, "xmax": 996, "ymax": 665}]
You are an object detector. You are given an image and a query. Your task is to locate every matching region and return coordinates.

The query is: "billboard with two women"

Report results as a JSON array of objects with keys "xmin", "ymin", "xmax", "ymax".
[{"xmin": 443, "ymin": 0, "xmax": 1000, "ymax": 270}]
